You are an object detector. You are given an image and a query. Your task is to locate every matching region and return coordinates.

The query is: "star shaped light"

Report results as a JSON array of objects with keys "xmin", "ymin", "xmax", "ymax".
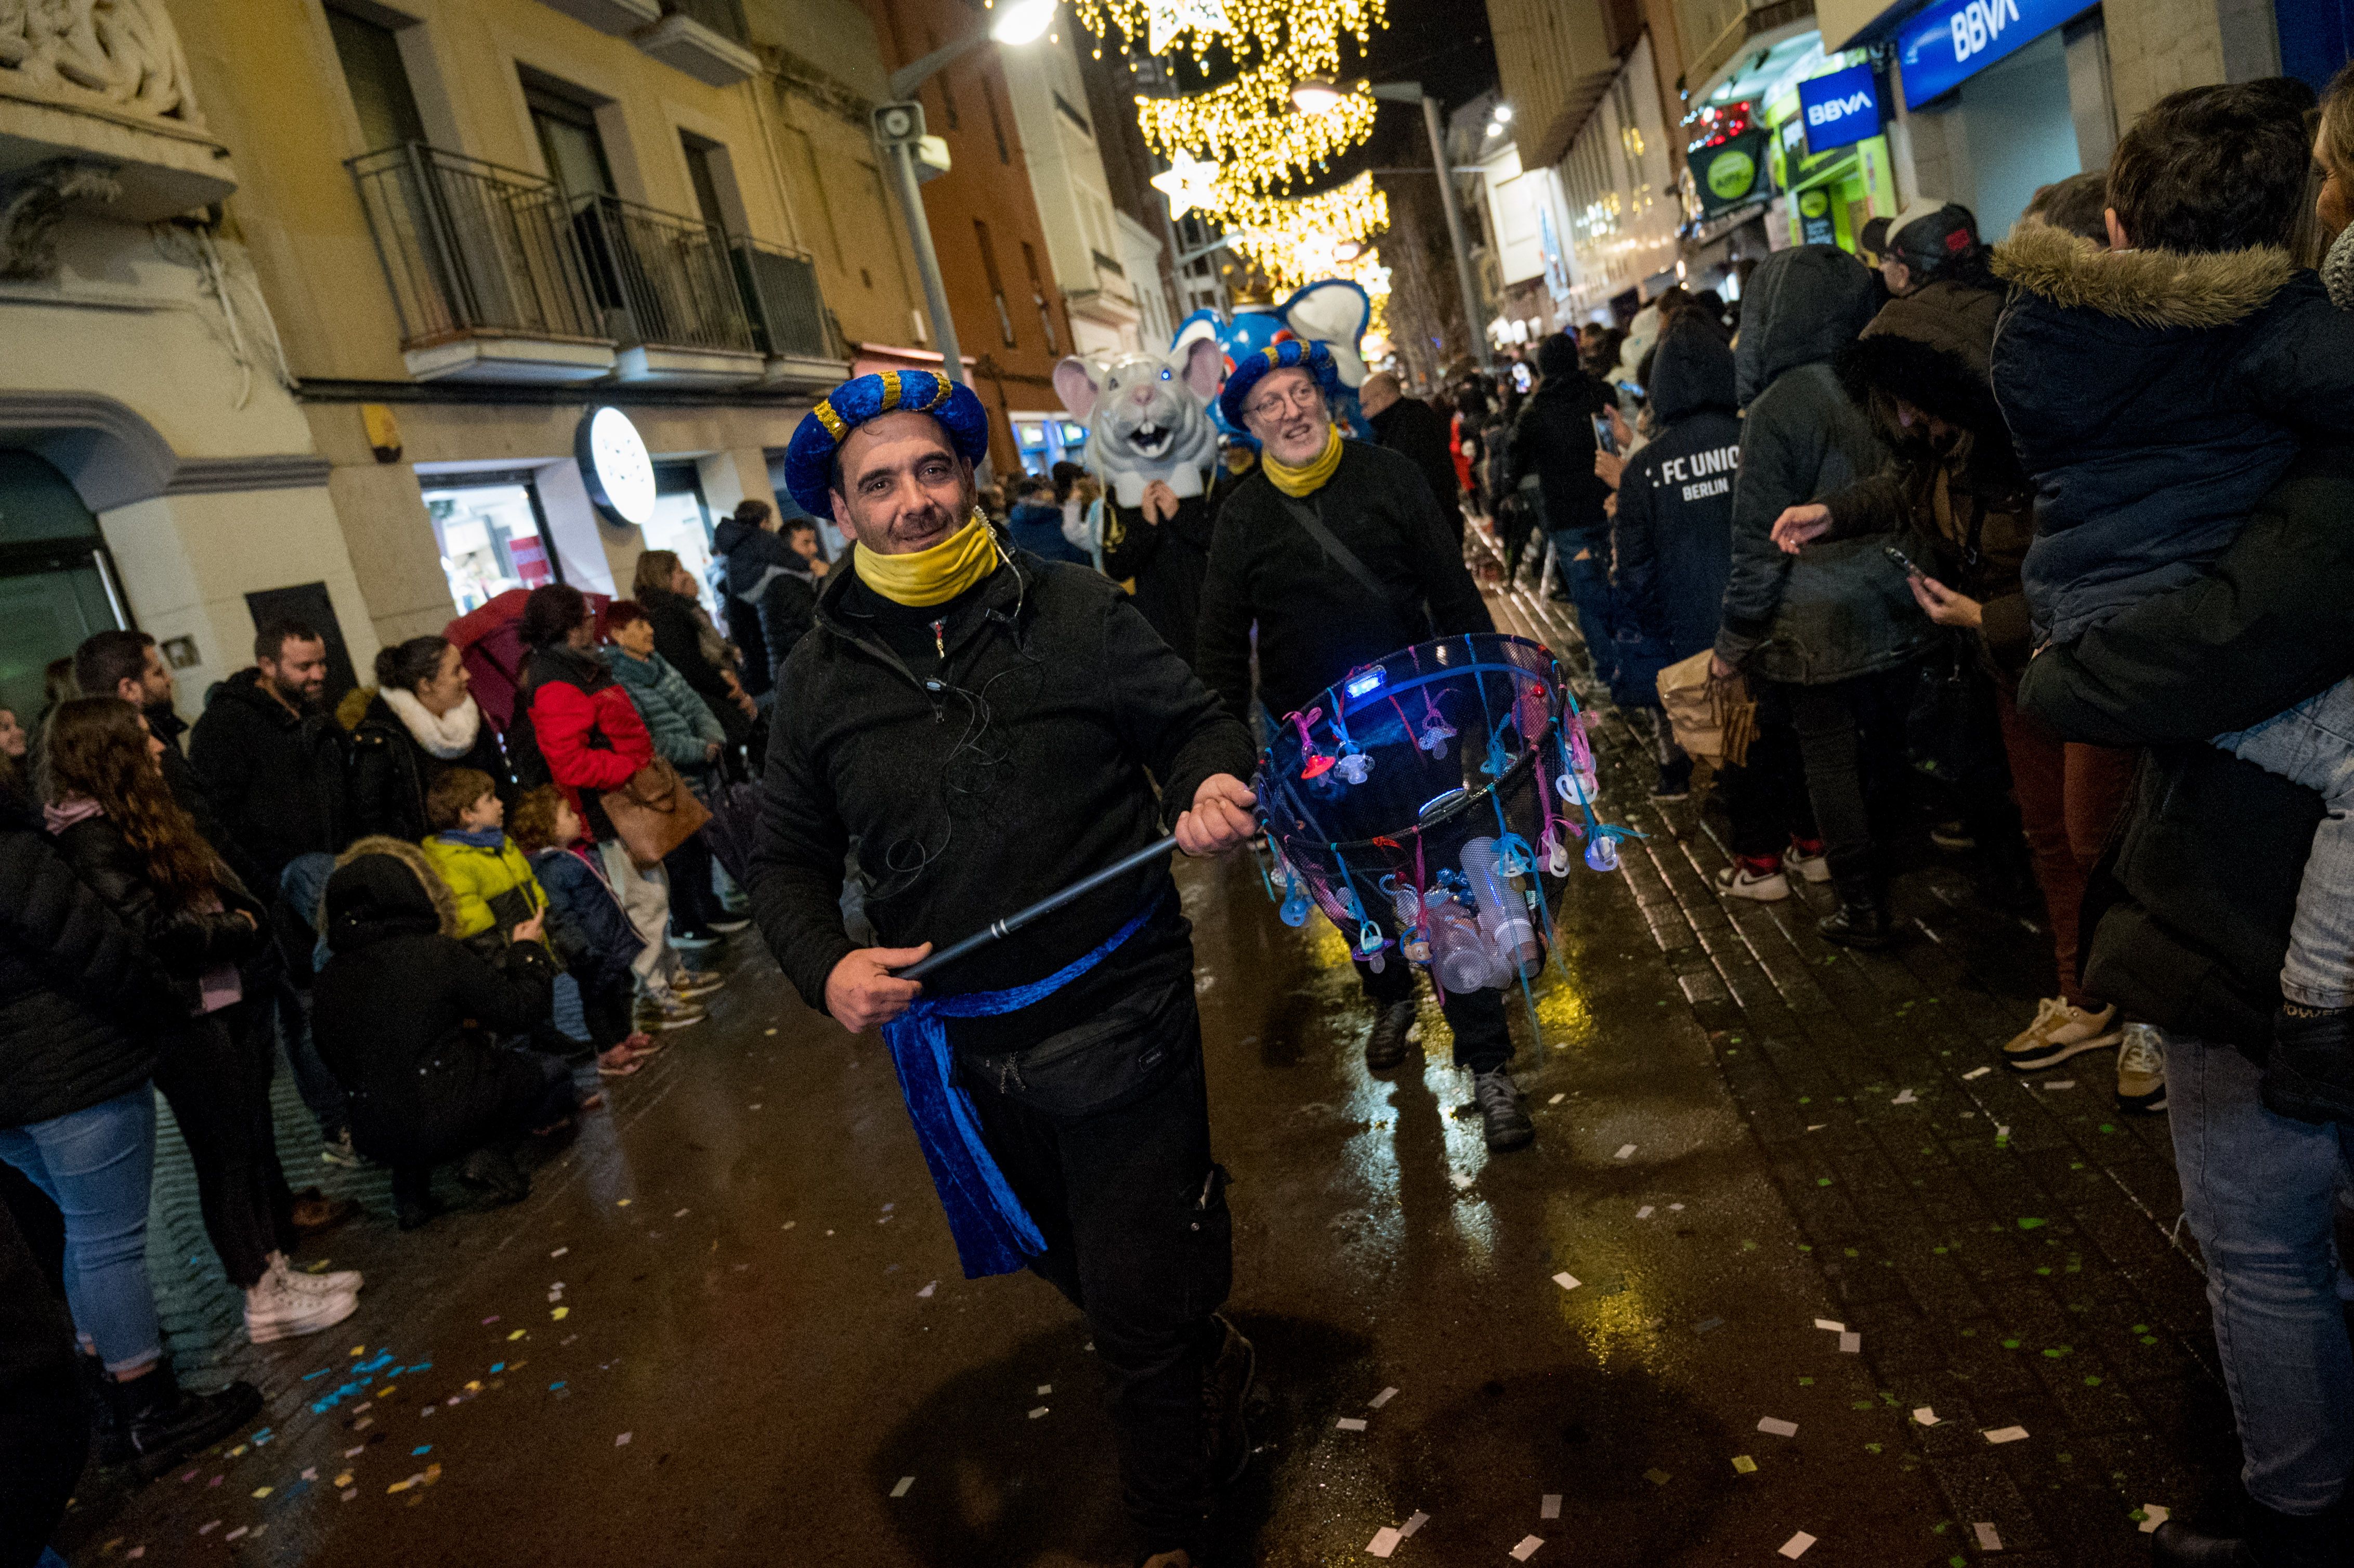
[
  {"xmin": 1145, "ymin": 0, "xmax": 1231, "ymax": 54},
  {"xmin": 1150, "ymin": 150, "xmax": 1221, "ymax": 219}
]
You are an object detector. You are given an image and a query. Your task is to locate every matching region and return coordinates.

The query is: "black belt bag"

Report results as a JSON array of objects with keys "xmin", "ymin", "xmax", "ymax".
[{"xmin": 957, "ymin": 974, "xmax": 1198, "ymax": 1120}]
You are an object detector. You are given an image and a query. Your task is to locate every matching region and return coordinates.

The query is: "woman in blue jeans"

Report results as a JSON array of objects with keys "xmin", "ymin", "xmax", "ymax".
[{"xmin": 0, "ymin": 792, "xmax": 260, "ymax": 1475}]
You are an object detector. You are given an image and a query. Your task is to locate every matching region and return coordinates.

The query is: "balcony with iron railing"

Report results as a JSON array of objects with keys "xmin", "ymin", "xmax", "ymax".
[
  {"xmin": 347, "ymin": 143, "xmax": 846, "ymax": 389},
  {"xmin": 531, "ymin": 0, "xmax": 757, "ymax": 84}
]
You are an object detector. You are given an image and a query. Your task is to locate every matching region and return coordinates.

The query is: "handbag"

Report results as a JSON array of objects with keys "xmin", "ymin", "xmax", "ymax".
[
  {"xmin": 599, "ymin": 757, "xmax": 712, "ymax": 868},
  {"xmin": 1904, "ymin": 632, "xmax": 2002, "ymax": 783},
  {"xmin": 1656, "ymin": 649, "xmax": 1757, "ymax": 766}
]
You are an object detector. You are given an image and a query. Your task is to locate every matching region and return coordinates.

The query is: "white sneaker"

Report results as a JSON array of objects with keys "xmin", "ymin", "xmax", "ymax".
[
  {"xmin": 2000, "ymin": 997, "xmax": 2123, "ymax": 1072},
  {"xmin": 269, "ymin": 1251, "xmax": 362, "ymax": 1298},
  {"xmin": 1716, "ymin": 864, "xmax": 1791, "ymax": 902},
  {"xmin": 2116, "ymin": 1024, "xmax": 2167, "ymax": 1114},
  {"xmin": 245, "ymin": 1273, "xmax": 358, "ymax": 1343},
  {"xmin": 1783, "ymin": 844, "xmax": 1832, "ymax": 884}
]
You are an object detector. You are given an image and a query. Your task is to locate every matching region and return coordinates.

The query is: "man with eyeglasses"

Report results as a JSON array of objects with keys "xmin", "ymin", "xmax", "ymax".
[{"xmin": 1195, "ymin": 341, "xmax": 1536, "ymax": 1152}]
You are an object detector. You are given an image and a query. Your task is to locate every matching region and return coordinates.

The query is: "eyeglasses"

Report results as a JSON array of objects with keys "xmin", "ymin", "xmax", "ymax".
[{"xmin": 1243, "ymin": 385, "xmax": 1323, "ymax": 421}]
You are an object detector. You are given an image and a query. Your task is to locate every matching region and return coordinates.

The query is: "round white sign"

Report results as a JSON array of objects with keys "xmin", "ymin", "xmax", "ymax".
[{"xmin": 580, "ymin": 406, "xmax": 656, "ymax": 526}]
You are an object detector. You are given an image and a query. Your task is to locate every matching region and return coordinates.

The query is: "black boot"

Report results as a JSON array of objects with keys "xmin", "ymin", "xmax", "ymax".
[
  {"xmin": 2153, "ymin": 1496, "xmax": 2349, "ymax": 1567},
  {"xmin": 1201, "ymin": 1313, "xmax": 1257, "ymax": 1488},
  {"xmin": 1817, "ymin": 881, "xmax": 1894, "ymax": 950},
  {"xmin": 1364, "ymin": 1000, "xmax": 1418, "ymax": 1071},
  {"xmin": 391, "ymin": 1164, "xmax": 443, "ymax": 1231},
  {"xmin": 100, "ymin": 1360, "xmax": 263, "ymax": 1478},
  {"xmin": 459, "ymin": 1144, "xmax": 531, "ymax": 1206}
]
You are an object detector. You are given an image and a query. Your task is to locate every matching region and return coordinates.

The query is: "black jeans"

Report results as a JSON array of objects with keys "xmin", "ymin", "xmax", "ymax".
[
  {"xmin": 1356, "ymin": 956, "xmax": 1513, "ymax": 1074},
  {"xmin": 1773, "ymin": 664, "xmax": 1920, "ymax": 903},
  {"xmin": 663, "ymin": 830, "xmax": 720, "ymax": 938},
  {"xmin": 151, "ymin": 1007, "xmax": 294, "ymax": 1289},
  {"xmin": 964, "ymin": 1010, "xmax": 1232, "ymax": 1560},
  {"xmin": 1720, "ymin": 707, "xmax": 1819, "ymax": 861}
]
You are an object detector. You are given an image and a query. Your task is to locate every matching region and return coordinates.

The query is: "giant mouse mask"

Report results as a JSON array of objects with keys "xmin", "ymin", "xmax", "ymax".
[{"xmin": 1052, "ymin": 337, "xmax": 1223, "ymax": 507}]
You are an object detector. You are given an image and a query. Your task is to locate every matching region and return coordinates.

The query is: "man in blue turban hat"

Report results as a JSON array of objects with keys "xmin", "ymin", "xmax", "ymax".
[{"xmin": 752, "ymin": 369, "xmax": 1262, "ymax": 1567}]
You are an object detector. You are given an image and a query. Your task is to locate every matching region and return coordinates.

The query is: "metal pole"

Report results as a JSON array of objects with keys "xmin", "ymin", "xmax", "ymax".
[
  {"xmin": 894, "ymin": 835, "xmax": 1183, "ymax": 983},
  {"xmin": 1421, "ymin": 94, "xmax": 1495, "ymax": 371},
  {"xmin": 885, "ymin": 136, "xmax": 967, "ymax": 387}
]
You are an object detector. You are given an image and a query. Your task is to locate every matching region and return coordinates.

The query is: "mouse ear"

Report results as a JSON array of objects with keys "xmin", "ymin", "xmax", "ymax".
[
  {"xmin": 1052, "ymin": 356, "xmax": 1102, "ymax": 420},
  {"xmin": 1178, "ymin": 337, "xmax": 1223, "ymax": 402}
]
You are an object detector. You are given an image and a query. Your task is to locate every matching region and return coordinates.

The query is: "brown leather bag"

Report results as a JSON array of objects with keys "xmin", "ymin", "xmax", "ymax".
[{"xmin": 599, "ymin": 759, "xmax": 712, "ymax": 868}]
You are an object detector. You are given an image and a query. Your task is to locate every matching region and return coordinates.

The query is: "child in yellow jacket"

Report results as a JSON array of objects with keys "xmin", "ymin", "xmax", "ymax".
[{"xmin": 418, "ymin": 767, "xmax": 548, "ymax": 945}]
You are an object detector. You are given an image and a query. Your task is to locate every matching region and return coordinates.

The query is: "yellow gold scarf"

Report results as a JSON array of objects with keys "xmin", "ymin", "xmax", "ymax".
[
  {"xmin": 854, "ymin": 513, "xmax": 998, "ymax": 607},
  {"xmin": 1263, "ymin": 424, "xmax": 1344, "ymax": 498}
]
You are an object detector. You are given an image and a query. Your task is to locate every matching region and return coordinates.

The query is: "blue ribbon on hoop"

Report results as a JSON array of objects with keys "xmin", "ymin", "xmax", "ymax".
[{"xmin": 880, "ymin": 898, "xmax": 1160, "ymax": 1278}]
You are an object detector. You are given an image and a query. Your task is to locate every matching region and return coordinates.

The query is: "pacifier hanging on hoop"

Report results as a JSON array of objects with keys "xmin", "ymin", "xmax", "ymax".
[
  {"xmin": 1328, "ymin": 709, "xmax": 1373, "ymax": 785},
  {"xmin": 1416, "ymin": 689, "xmax": 1457, "ymax": 759},
  {"xmin": 1289, "ymin": 708, "xmax": 1337, "ymax": 780}
]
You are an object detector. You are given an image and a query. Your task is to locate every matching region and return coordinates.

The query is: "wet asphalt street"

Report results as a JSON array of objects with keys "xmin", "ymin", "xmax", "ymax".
[{"xmin": 52, "ymin": 546, "xmax": 2232, "ymax": 1567}]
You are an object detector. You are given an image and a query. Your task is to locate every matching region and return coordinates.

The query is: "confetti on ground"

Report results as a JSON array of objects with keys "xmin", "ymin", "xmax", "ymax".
[
  {"xmin": 782, "ymin": 1221, "xmax": 796, "ymax": 1230},
  {"xmin": 2047, "ymin": 1080, "xmax": 2075, "ymax": 1090},
  {"xmin": 1548, "ymin": 1092, "xmax": 1565, "ymax": 1105},
  {"xmin": 1778, "ymin": 1531, "xmax": 1816, "ymax": 1559},
  {"xmin": 1614, "ymin": 1143, "xmax": 1637, "ymax": 1159},
  {"xmin": 1696, "ymin": 1317, "xmax": 1724, "ymax": 1336},
  {"xmin": 1813, "ymin": 1319, "xmax": 1844, "ymax": 1332},
  {"xmin": 1996, "ymin": 1125, "xmax": 2012, "ymax": 1139},
  {"xmin": 1400, "ymin": 1512, "xmax": 1429, "ymax": 1537},
  {"xmin": 765, "ymin": 1027, "xmax": 777, "ymax": 1035},
  {"xmin": 616, "ymin": 1432, "xmax": 632, "ymax": 1446},
  {"xmin": 1963, "ymin": 1066, "xmax": 1992, "ymax": 1080},
  {"xmin": 1892, "ymin": 1089, "xmax": 1917, "ymax": 1104},
  {"xmin": 2139, "ymin": 1505, "xmax": 2170, "ymax": 1533},
  {"xmin": 674, "ymin": 1207, "xmax": 689, "ymax": 1218},
  {"xmin": 890, "ymin": 1476, "xmax": 915, "ymax": 1498},
  {"xmin": 1337, "ymin": 1417, "xmax": 1368, "ymax": 1431},
  {"xmin": 1668, "ymin": 1203, "xmax": 1685, "ymax": 1211},
  {"xmin": 918, "ymin": 1282, "xmax": 937, "ymax": 1298},
  {"xmin": 1366, "ymin": 1525, "xmax": 1402, "ymax": 1558},
  {"xmin": 551, "ymin": 1247, "xmax": 567, "ymax": 1259},
  {"xmin": 1370, "ymin": 1387, "xmax": 1399, "ymax": 1408},
  {"xmin": 1913, "ymin": 1408, "xmax": 1940, "ymax": 1426},
  {"xmin": 1028, "ymin": 1406, "xmax": 1049, "ymax": 1420},
  {"xmin": 1838, "ymin": 1332, "xmax": 1860, "ymax": 1354},
  {"xmin": 1645, "ymin": 1468, "xmax": 1671, "ymax": 1486},
  {"xmin": 1732, "ymin": 1456, "xmax": 1757, "ymax": 1474},
  {"xmin": 552, "ymin": 1307, "xmax": 569, "ymax": 1321},
  {"xmin": 507, "ymin": 1329, "xmax": 526, "ymax": 1341},
  {"xmin": 1541, "ymin": 1494, "xmax": 1562, "ymax": 1519},
  {"xmin": 251, "ymin": 1486, "xmax": 271, "ymax": 1498},
  {"xmin": 617, "ymin": 1199, "xmax": 630, "ymax": 1207},
  {"xmin": 226, "ymin": 1527, "xmax": 249, "ymax": 1542},
  {"xmin": 1636, "ymin": 1205, "xmax": 1655, "ymax": 1219},
  {"xmin": 481, "ymin": 1316, "xmax": 498, "ymax": 1325},
  {"xmin": 1757, "ymin": 1417, "xmax": 1798, "ymax": 1438},
  {"xmin": 1510, "ymin": 1535, "xmax": 1545, "ymax": 1561},
  {"xmin": 1983, "ymin": 1426, "xmax": 2030, "ymax": 1444},
  {"xmin": 1037, "ymin": 1384, "xmax": 1052, "ymax": 1395},
  {"xmin": 1974, "ymin": 1522, "xmax": 2003, "ymax": 1550},
  {"xmin": 340, "ymin": 1488, "xmax": 357, "ymax": 1501},
  {"xmin": 1552, "ymin": 1273, "xmax": 1581, "ymax": 1292}
]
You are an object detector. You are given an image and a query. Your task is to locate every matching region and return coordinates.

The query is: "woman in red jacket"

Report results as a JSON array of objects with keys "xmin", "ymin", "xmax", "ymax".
[{"xmin": 517, "ymin": 587, "xmax": 713, "ymax": 1031}]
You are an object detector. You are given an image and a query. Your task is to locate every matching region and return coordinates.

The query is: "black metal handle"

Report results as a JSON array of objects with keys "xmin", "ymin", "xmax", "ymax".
[{"xmin": 894, "ymin": 835, "xmax": 1183, "ymax": 984}]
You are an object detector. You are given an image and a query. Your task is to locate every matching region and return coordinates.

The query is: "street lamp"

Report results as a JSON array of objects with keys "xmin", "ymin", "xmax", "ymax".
[
  {"xmin": 871, "ymin": 0, "xmax": 1057, "ymax": 386},
  {"xmin": 1289, "ymin": 77, "xmax": 1495, "ymax": 370}
]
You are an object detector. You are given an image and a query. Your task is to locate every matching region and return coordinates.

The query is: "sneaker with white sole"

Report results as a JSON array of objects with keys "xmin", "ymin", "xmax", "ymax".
[
  {"xmin": 319, "ymin": 1129, "xmax": 360, "ymax": 1168},
  {"xmin": 2116, "ymin": 1023, "xmax": 2167, "ymax": 1114},
  {"xmin": 635, "ymin": 997, "xmax": 707, "ymax": 1031},
  {"xmin": 1783, "ymin": 843, "xmax": 1832, "ymax": 884},
  {"xmin": 269, "ymin": 1251, "xmax": 362, "ymax": 1298},
  {"xmin": 2002, "ymin": 997, "xmax": 2124, "ymax": 1072},
  {"xmin": 244, "ymin": 1273, "xmax": 358, "ymax": 1343},
  {"xmin": 674, "ymin": 970, "xmax": 727, "ymax": 999},
  {"xmin": 1716, "ymin": 863, "xmax": 1790, "ymax": 902}
]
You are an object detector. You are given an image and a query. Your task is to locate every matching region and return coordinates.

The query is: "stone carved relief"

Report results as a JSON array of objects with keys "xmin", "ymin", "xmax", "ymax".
[
  {"xmin": 0, "ymin": 158, "xmax": 122, "ymax": 277},
  {"xmin": 0, "ymin": 0, "xmax": 201, "ymax": 124}
]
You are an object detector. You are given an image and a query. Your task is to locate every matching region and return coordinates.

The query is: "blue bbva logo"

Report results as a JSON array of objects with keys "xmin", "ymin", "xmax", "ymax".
[
  {"xmin": 1948, "ymin": 0, "xmax": 2024, "ymax": 62},
  {"xmin": 1806, "ymin": 87, "xmax": 1875, "ymax": 127}
]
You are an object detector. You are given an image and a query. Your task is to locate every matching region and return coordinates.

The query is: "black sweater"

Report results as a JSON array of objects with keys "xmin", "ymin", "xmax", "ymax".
[
  {"xmin": 0, "ymin": 801, "xmax": 179, "ymax": 1129},
  {"xmin": 1196, "ymin": 439, "xmax": 1494, "ymax": 728},
  {"xmin": 750, "ymin": 553, "xmax": 1253, "ymax": 1052}
]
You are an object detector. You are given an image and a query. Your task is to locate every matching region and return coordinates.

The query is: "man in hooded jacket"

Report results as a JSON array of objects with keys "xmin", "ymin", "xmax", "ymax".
[
  {"xmin": 1511, "ymin": 333, "xmax": 1617, "ymax": 681},
  {"xmin": 1610, "ymin": 316, "xmax": 1741, "ymax": 798},
  {"xmin": 1712, "ymin": 245, "xmax": 1933, "ymax": 944},
  {"xmin": 709, "ymin": 499, "xmax": 798, "ymax": 701}
]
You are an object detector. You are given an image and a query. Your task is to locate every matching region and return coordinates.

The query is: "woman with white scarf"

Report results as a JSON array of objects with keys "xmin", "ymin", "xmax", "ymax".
[{"xmin": 348, "ymin": 637, "xmax": 515, "ymax": 844}]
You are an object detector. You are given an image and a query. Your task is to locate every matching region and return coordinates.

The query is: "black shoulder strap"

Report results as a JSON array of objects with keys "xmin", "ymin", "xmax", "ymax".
[{"xmin": 1279, "ymin": 494, "xmax": 1392, "ymax": 606}]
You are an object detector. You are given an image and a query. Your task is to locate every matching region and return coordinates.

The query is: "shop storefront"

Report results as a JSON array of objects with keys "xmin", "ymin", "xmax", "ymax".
[
  {"xmin": 1010, "ymin": 414, "xmax": 1089, "ymax": 476},
  {"xmin": 1768, "ymin": 58, "xmax": 1901, "ymax": 253}
]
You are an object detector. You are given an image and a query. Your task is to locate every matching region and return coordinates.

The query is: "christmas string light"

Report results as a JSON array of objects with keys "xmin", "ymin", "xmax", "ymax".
[
  {"xmin": 1220, "ymin": 172, "xmax": 1390, "ymax": 286},
  {"xmin": 1133, "ymin": 67, "xmax": 1377, "ymax": 195},
  {"xmin": 1072, "ymin": 0, "xmax": 1385, "ymax": 75}
]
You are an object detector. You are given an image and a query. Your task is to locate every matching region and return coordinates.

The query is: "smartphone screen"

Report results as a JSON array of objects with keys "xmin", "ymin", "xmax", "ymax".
[{"xmin": 1592, "ymin": 413, "xmax": 1618, "ymax": 456}]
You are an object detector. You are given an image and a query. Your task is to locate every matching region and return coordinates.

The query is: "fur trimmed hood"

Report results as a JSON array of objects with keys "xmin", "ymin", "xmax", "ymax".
[
  {"xmin": 1837, "ymin": 278, "xmax": 2007, "ymax": 440},
  {"xmin": 331, "ymin": 834, "xmax": 460, "ymax": 938},
  {"xmin": 1992, "ymin": 223, "xmax": 2294, "ymax": 330}
]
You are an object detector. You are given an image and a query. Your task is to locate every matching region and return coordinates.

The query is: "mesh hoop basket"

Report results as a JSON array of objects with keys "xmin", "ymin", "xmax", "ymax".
[{"xmin": 1254, "ymin": 633, "xmax": 1635, "ymax": 998}]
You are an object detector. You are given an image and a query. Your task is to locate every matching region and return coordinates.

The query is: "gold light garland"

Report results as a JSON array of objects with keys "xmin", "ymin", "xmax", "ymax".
[
  {"xmin": 1221, "ymin": 172, "xmax": 1389, "ymax": 286},
  {"xmin": 1133, "ymin": 67, "xmax": 1377, "ymax": 196},
  {"xmin": 1073, "ymin": 0, "xmax": 1385, "ymax": 75}
]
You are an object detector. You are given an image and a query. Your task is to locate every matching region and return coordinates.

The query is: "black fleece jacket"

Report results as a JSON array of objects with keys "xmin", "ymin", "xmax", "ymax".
[
  {"xmin": 750, "ymin": 551, "xmax": 1253, "ymax": 1053},
  {"xmin": 188, "ymin": 669, "xmax": 351, "ymax": 883},
  {"xmin": 0, "ymin": 801, "xmax": 179, "ymax": 1129},
  {"xmin": 1196, "ymin": 440, "xmax": 1494, "ymax": 728},
  {"xmin": 2018, "ymin": 447, "xmax": 2354, "ymax": 1055}
]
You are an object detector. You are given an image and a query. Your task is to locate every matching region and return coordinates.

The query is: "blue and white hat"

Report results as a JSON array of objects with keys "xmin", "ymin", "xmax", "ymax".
[{"xmin": 782, "ymin": 369, "xmax": 991, "ymax": 519}]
